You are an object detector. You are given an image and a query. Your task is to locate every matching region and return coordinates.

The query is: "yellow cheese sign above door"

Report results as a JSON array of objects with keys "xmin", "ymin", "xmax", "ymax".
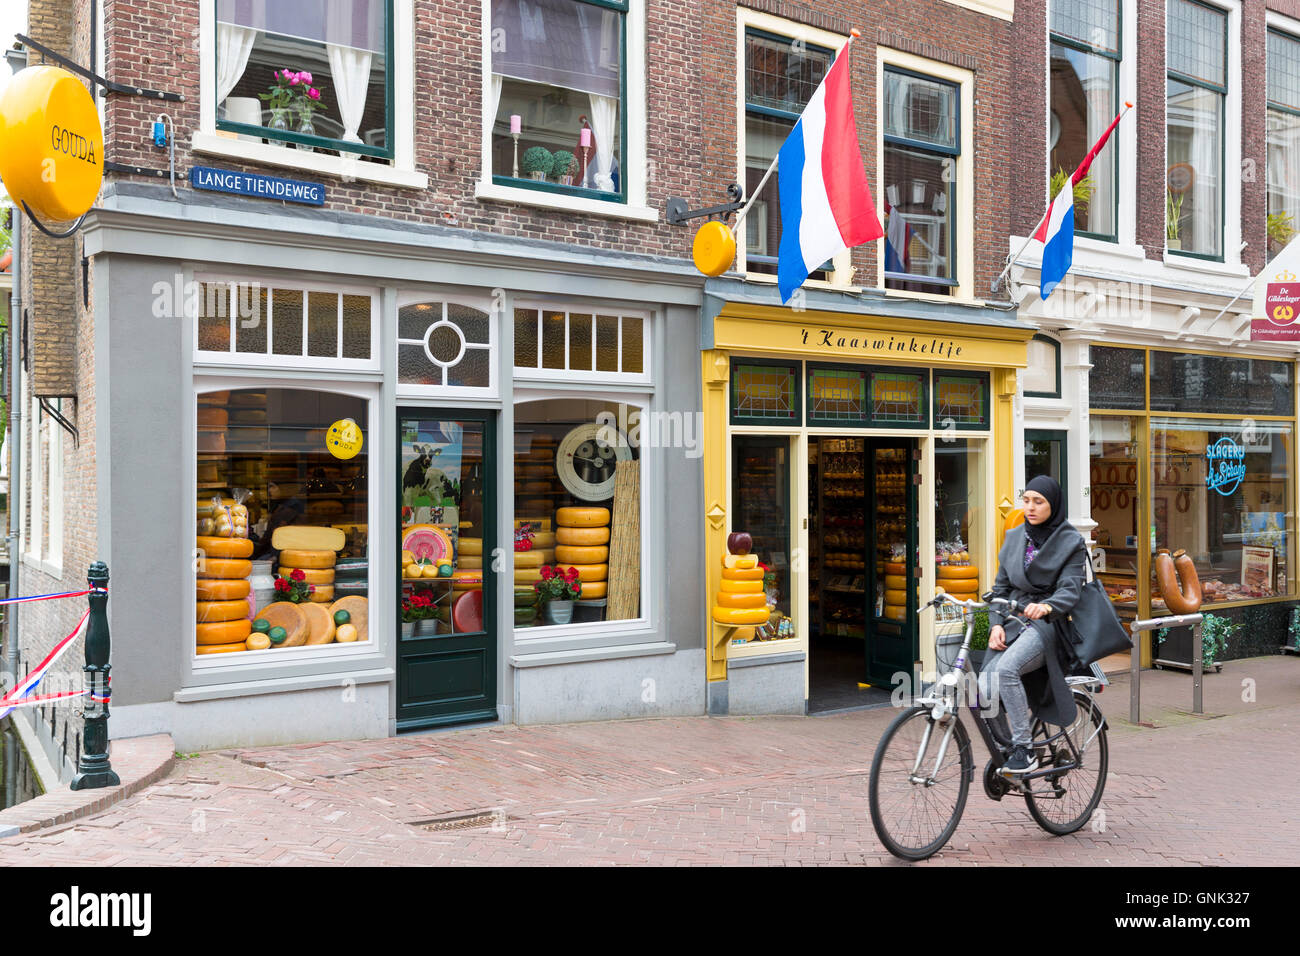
[{"xmin": 0, "ymin": 65, "xmax": 104, "ymax": 222}]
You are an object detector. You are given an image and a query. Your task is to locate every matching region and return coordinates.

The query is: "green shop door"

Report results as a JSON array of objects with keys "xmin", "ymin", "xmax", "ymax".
[
  {"xmin": 865, "ymin": 438, "xmax": 919, "ymax": 686},
  {"xmin": 397, "ymin": 410, "xmax": 497, "ymax": 730}
]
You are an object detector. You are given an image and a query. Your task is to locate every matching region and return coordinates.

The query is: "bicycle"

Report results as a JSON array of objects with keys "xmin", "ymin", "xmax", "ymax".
[{"xmin": 868, "ymin": 591, "xmax": 1109, "ymax": 861}]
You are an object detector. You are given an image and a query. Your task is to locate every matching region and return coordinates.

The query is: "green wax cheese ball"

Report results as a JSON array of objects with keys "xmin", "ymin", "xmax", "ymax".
[
  {"xmin": 333, "ymin": 609, "xmax": 351, "ymax": 626},
  {"xmin": 252, "ymin": 619, "xmax": 271, "ymax": 634},
  {"xmin": 268, "ymin": 626, "xmax": 288, "ymax": 644},
  {"xmin": 438, "ymin": 563, "xmax": 454, "ymax": 577}
]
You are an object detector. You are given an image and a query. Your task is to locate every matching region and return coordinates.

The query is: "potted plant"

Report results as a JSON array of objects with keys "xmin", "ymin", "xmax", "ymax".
[
  {"xmin": 1267, "ymin": 210, "xmax": 1297, "ymax": 255},
  {"xmin": 1048, "ymin": 167, "xmax": 1094, "ymax": 216},
  {"xmin": 534, "ymin": 565, "xmax": 582, "ymax": 624},
  {"xmin": 401, "ymin": 588, "xmax": 437, "ymax": 637},
  {"xmin": 1166, "ymin": 190, "xmax": 1184, "ymax": 250},
  {"xmin": 273, "ymin": 568, "xmax": 315, "ymax": 604},
  {"xmin": 552, "ymin": 150, "xmax": 576, "ymax": 186},
  {"xmin": 520, "ymin": 146, "xmax": 554, "ymax": 181},
  {"xmin": 1156, "ymin": 612, "xmax": 1238, "ymax": 669}
]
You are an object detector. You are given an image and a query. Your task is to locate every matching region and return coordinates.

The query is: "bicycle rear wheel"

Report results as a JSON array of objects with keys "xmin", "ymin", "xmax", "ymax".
[
  {"xmin": 869, "ymin": 705, "xmax": 972, "ymax": 861},
  {"xmin": 1025, "ymin": 690, "xmax": 1108, "ymax": 835}
]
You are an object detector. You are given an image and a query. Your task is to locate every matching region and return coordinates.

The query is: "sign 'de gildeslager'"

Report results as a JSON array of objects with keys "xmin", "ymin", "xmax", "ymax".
[{"xmin": 1205, "ymin": 437, "xmax": 1246, "ymax": 496}]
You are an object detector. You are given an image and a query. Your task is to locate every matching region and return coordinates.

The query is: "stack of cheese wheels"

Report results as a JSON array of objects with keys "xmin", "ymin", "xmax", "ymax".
[
  {"xmin": 554, "ymin": 507, "xmax": 610, "ymax": 599},
  {"xmin": 196, "ymin": 535, "xmax": 254, "ymax": 653},
  {"xmin": 273, "ymin": 525, "xmax": 345, "ymax": 603},
  {"xmin": 456, "ymin": 536, "xmax": 484, "ymax": 587},
  {"xmin": 936, "ymin": 562, "xmax": 980, "ymax": 604},
  {"xmin": 712, "ymin": 544, "xmax": 770, "ymax": 625},
  {"xmin": 882, "ymin": 562, "xmax": 914, "ymax": 622}
]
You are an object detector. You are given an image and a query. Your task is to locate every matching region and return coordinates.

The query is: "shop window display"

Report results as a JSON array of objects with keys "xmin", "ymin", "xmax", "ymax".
[
  {"xmin": 513, "ymin": 399, "xmax": 643, "ymax": 629},
  {"xmin": 731, "ymin": 436, "xmax": 795, "ymax": 643},
  {"xmin": 933, "ymin": 439, "xmax": 986, "ymax": 626},
  {"xmin": 195, "ymin": 387, "xmax": 370, "ymax": 658}
]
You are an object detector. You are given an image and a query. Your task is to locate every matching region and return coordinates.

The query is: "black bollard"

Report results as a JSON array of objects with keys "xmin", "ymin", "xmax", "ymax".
[{"xmin": 70, "ymin": 562, "xmax": 119, "ymax": 791}]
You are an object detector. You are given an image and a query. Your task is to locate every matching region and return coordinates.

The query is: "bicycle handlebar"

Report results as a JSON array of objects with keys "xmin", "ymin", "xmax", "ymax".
[{"xmin": 922, "ymin": 591, "xmax": 1043, "ymax": 620}]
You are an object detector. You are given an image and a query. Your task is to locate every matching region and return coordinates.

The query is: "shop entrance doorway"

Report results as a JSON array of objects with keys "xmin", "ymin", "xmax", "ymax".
[
  {"xmin": 396, "ymin": 409, "xmax": 498, "ymax": 730},
  {"xmin": 808, "ymin": 436, "xmax": 919, "ymax": 711}
]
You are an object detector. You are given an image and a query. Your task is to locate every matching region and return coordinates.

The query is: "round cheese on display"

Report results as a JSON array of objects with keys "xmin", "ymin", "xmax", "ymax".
[
  {"xmin": 721, "ymin": 554, "xmax": 760, "ymax": 570},
  {"xmin": 198, "ymin": 390, "xmax": 230, "ymax": 406},
  {"xmin": 567, "ymin": 563, "xmax": 608, "ymax": 583},
  {"xmin": 245, "ymin": 633, "xmax": 272, "ymax": 651},
  {"xmin": 884, "ymin": 589, "xmax": 910, "ymax": 607},
  {"xmin": 555, "ymin": 507, "xmax": 610, "ymax": 528},
  {"xmin": 577, "ymin": 580, "xmax": 607, "ymax": 599},
  {"xmin": 515, "ymin": 551, "xmax": 546, "ymax": 568},
  {"xmin": 554, "ymin": 545, "xmax": 608, "ymax": 565},
  {"xmin": 457, "ymin": 555, "xmax": 483, "ymax": 570},
  {"xmin": 196, "ymin": 619, "xmax": 252, "ymax": 645},
  {"xmin": 196, "ymin": 600, "xmax": 252, "ymax": 623},
  {"xmin": 555, "ymin": 526, "xmax": 608, "ymax": 547},
  {"xmin": 514, "ymin": 568, "xmax": 543, "ymax": 584},
  {"xmin": 278, "ymin": 549, "xmax": 337, "ymax": 569},
  {"xmin": 714, "ymin": 591, "xmax": 767, "ymax": 609},
  {"xmin": 884, "ymin": 574, "xmax": 908, "ymax": 590},
  {"xmin": 195, "ymin": 641, "xmax": 248, "ymax": 655},
  {"xmin": 720, "ymin": 565, "xmax": 764, "ymax": 582},
  {"xmin": 459, "ymin": 537, "xmax": 484, "ymax": 556},
  {"xmin": 883, "ymin": 606, "xmax": 907, "ymax": 622},
  {"xmin": 719, "ymin": 578, "xmax": 762, "ymax": 594},
  {"xmin": 328, "ymin": 597, "xmax": 368, "ymax": 642},
  {"xmin": 335, "ymin": 623, "xmax": 359, "ymax": 643},
  {"xmin": 936, "ymin": 582, "xmax": 980, "ymax": 597},
  {"xmin": 885, "ymin": 562, "xmax": 906, "ymax": 575},
  {"xmin": 195, "ymin": 536, "xmax": 254, "ymax": 559},
  {"xmin": 196, "ymin": 407, "xmax": 228, "ymax": 428},
  {"xmin": 307, "ymin": 586, "xmax": 335, "ymax": 603},
  {"xmin": 278, "ymin": 567, "xmax": 335, "ymax": 585},
  {"xmin": 453, "ymin": 571, "xmax": 484, "ymax": 591},
  {"xmin": 711, "ymin": 606, "xmax": 771, "ymax": 625},
  {"xmin": 299, "ymin": 602, "xmax": 337, "ymax": 645},
  {"xmin": 197, "ymin": 558, "xmax": 252, "ymax": 580},
  {"xmin": 936, "ymin": 565, "xmax": 979, "ymax": 580},
  {"xmin": 527, "ymin": 532, "xmax": 557, "ymax": 550},
  {"xmin": 255, "ymin": 603, "xmax": 309, "ymax": 647},
  {"xmin": 195, "ymin": 578, "xmax": 251, "ymax": 601}
]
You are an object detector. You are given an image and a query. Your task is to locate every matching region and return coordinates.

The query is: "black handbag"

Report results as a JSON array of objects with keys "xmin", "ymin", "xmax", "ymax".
[{"xmin": 1066, "ymin": 546, "xmax": 1133, "ymax": 667}]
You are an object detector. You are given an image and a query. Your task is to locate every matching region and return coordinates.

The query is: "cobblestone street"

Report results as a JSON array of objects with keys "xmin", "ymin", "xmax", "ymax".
[{"xmin": 1, "ymin": 658, "xmax": 1296, "ymax": 866}]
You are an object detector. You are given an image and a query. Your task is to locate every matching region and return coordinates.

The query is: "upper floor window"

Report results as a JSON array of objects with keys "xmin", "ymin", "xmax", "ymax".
[
  {"xmin": 883, "ymin": 67, "xmax": 959, "ymax": 295},
  {"xmin": 1166, "ymin": 0, "xmax": 1226, "ymax": 259},
  {"xmin": 488, "ymin": 0, "xmax": 627, "ymax": 203},
  {"xmin": 215, "ymin": 0, "xmax": 392, "ymax": 159},
  {"xmin": 1049, "ymin": 0, "xmax": 1120, "ymax": 240},
  {"xmin": 1267, "ymin": 29, "xmax": 1300, "ymax": 261},
  {"xmin": 742, "ymin": 29, "xmax": 834, "ymax": 279}
]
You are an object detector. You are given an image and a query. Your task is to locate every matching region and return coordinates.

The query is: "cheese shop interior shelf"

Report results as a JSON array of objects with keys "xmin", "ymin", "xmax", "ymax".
[{"xmin": 814, "ymin": 437, "xmax": 870, "ymax": 641}]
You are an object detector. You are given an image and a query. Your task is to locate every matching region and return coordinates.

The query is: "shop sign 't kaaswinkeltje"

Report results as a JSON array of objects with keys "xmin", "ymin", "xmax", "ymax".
[{"xmin": 1205, "ymin": 437, "xmax": 1246, "ymax": 496}]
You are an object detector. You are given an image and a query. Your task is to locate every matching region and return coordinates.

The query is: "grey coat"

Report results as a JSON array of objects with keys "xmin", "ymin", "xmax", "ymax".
[{"xmin": 986, "ymin": 522, "xmax": 1089, "ymax": 729}]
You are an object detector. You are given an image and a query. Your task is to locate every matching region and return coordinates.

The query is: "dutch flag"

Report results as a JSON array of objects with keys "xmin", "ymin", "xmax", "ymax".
[{"xmin": 776, "ymin": 37, "xmax": 884, "ymax": 303}]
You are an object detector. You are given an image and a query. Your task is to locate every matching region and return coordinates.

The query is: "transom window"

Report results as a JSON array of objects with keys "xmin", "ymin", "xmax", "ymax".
[
  {"xmin": 513, "ymin": 307, "xmax": 646, "ymax": 380},
  {"xmin": 398, "ymin": 300, "xmax": 494, "ymax": 390},
  {"xmin": 214, "ymin": 0, "xmax": 392, "ymax": 158}
]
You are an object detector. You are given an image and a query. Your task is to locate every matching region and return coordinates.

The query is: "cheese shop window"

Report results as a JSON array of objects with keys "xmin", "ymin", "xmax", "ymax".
[
  {"xmin": 933, "ymin": 438, "xmax": 986, "ymax": 626},
  {"xmin": 1151, "ymin": 418, "xmax": 1295, "ymax": 607},
  {"xmin": 401, "ymin": 417, "xmax": 490, "ymax": 636},
  {"xmin": 195, "ymin": 387, "xmax": 370, "ymax": 659},
  {"xmin": 730, "ymin": 436, "xmax": 795, "ymax": 642},
  {"xmin": 513, "ymin": 399, "xmax": 644, "ymax": 629}
]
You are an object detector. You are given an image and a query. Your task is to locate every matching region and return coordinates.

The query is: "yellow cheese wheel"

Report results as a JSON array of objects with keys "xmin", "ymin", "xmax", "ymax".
[
  {"xmin": 278, "ymin": 549, "xmax": 337, "ymax": 569},
  {"xmin": 719, "ymin": 578, "xmax": 762, "ymax": 593},
  {"xmin": 515, "ymin": 551, "xmax": 546, "ymax": 568},
  {"xmin": 568, "ymin": 563, "xmax": 608, "ymax": 583},
  {"xmin": 514, "ymin": 568, "xmax": 544, "ymax": 584},
  {"xmin": 329, "ymin": 596, "xmax": 368, "ymax": 643},
  {"xmin": 714, "ymin": 591, "xmax": 767, "ymax": 609},
  {"xmin": 196, "ymin": 406, "xmax": 228, "ymax": 428},
  {"xmin": 278, "ymin": 567, "xmax": 335, "ymax": 586},
  {"xmin": 402, "ymin": 550, "xmax": 415, "ymax": 567},
  {"xmin": 335, "ymin": 623, "xmax": 358, "ymax": 643},
  {"xmin": 712, "ymin": 605, "xmax": 771, "ymax": 625},
  {"xmin": 245, "ymin": 633, "xmax": 272, "ymax": 651},
  {"xmin": 884, "ymin": 574, "xmax": 908, "ymax": 590},
  {"xmin": 459, "ymin": 538, "xmax": 483, "ymax": 556},
  {"xmin": 195, "ymin": 536, "xmax": 254, "ymax": 559},
  {"xmin": 577, "ymin": 580, "xmax": 607, "ymax": 599},
  {"xmin": 937, "ymin": 565, "xmax": 979, "ymax": 580},
  {"xmin": 299, "ymin": 602, "xmax": 337, "ymax": 645},
  {"xmin": 403, "ymin": 564, "xmax": 425, "ymax": 579},
  {"xmin": 457, "ymin": 555, "xmax": 483, "ymax": 570},
  {"xmin": 256, "ymin": 602, "xmax": 309, "ymax": 648},
  {"xmin": 722, "ymin": 554, "xmax": 760, "ymax": 570},
  {"xmin": 554, "ymin": 545, "xmax": 609, "ymax": 565},
  {"xmin": 884, "ymin": 589, "xmax": 910, "ymax": 607},
  {"xmin": 195, "ymin": 578, "xmax": 251, "ymax": 601},
  {"xmin": 720, "ymin": 565, "xmax": 764, "ymax": 582},
  {"xmin": 555, "ymin": 526, "xmax": 609, "ymax": 547},
  {"xmin": 196, "ymin": 641, "xmax": 248, "ymax": 655},
  {"xmin": 527, "ymin": 532, "xmax": 557, "ymax": 549},
  {"xmin": 885, "ymin": 562, "xmax": 906, "ymax": 575},
  {"xmin": 197, "ymin": 558, "xmax": 252, "ymax": 580},
  {"xmin": 196, "ymin": 599, "xmax": 250, "ymax": 623},
  {"xmin": 196, "ymin": 619, "xmax": 252, "ymax": 645},
  {"xmin": 308, "ymin": 586, "xmax": 335, "ymax": 603},
  {"xmin": 555, "ymin": 507, "xmax": 610, "ymax": 528},
  {"xmin": 883, "ymin": 606, "xmax": 907, "ymax": 622},
  {"xmin": 453, "ymin": 571, "xmax": 484, "ymax": 591},
  {"xmin": 271, "ymin": 526, "xmax": 346, "ymax": 552},
  {"xmin": 536, "ymin": 548, "xmax": 555, "ymax": 565}
]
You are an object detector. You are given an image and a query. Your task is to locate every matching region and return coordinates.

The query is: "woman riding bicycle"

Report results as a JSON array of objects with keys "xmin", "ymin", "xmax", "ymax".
[{"xmin": 983, "ymin": 475, "xmax": 1089, "ymax": 775}]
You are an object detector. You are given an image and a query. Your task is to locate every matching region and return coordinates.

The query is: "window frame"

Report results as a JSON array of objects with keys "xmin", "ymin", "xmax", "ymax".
[
  {"xmin": 934, "ymin": 371, "xmax": 991, "ymax": 431},
  {"xmin": 512, "ymin": 301, "xmax": 651, "ymax": 387},
  {"xmin": 395, "ymin": 291, "xmax": 500, "ymax": 401},
  {"xmin": 730, "ymin": 356, "xmax": 804, "ymax": 427},
  {"xmin": 1024, "ymin": 332, "xmax": 1064, "ymax": 399},
  {"xmin": 1266, "ymin": 25, "xmax": 1300, "ymax": 260}
]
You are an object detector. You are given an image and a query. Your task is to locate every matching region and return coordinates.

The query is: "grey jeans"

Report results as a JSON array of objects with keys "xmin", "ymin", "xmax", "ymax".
[{"xmin": 979, "ymin": 622, "xmax": 1048, "ymax": 748}]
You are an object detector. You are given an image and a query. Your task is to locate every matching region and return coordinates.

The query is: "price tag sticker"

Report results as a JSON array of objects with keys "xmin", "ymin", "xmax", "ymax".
[{"xmin": 327, "ymin": 418, "xmax": 364, "ymax": 460}]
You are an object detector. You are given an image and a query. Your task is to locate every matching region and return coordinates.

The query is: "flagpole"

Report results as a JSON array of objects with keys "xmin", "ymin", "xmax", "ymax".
[
  {"xmin": 991, "ymin": 101, "xmax": 1134, "ymax": 294},
  {"xmin": 732, "ymin": 28, "xmax": 861, "ymax": 233}
]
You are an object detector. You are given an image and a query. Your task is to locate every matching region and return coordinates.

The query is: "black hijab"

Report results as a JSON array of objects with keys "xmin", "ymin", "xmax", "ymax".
[{"xmin": 1024, "ymin": 475, "xmax": 1066, "ymax": 548}]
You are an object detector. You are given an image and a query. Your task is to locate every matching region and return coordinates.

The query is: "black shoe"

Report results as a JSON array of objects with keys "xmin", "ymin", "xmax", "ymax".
[{"xmin": 1003, "ymin": 745, "xmax": 1038, "ymax": 774}]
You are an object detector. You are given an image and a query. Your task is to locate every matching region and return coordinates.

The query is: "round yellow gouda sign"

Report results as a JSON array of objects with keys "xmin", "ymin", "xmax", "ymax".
[
  {"xmin": 692, "ymin": 221, "xmax": 736, "ymax": 277},
  {"xmin": 0, "ymin": 66, "xmax": 105, "ymax": 222},
  {"xmin": 327, "ymin": 418, "xmax": 364, "ymax": 459}
]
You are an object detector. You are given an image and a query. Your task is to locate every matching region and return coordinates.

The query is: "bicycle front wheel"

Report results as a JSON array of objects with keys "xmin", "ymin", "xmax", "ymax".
[
  {"xmin": 1025, "ymin": 690, "xmax": 1108, "ymax": 835},
  {"xmin": 869, "ymin": 705, "xmax": 972, "ymax": 861}
]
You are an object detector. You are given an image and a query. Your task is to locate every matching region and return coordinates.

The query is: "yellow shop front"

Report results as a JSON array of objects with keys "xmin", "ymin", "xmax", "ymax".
[{"xmin": 700, "ymin": 299, "xmax": 1033, "ymax": 715}]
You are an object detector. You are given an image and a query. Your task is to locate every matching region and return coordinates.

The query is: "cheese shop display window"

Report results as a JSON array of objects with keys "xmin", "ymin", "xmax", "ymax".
[
  {"xmin": 1150, "ymin": 418, "xmax": 1294, "ymax": 607},
  {"xmin": 933, "ymin": 438, "xmax": 986, "ymax": 625},
  {"xmin": 514, "ymin": 399, "xmax": 643, "ymax": 629},
  {"xmin": 729, "ymin": 436, "xmax": 795, "ymax": 643},
  {"xmin": 400, "ymin": 417, "xmax": 489, "ymax": 635},
  {"xmin": 195, "ymin": 387, "xmax": 370, "ymax": 658}
]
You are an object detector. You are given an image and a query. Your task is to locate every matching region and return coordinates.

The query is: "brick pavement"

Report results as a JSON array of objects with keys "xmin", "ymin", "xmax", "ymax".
[{"xmin": 0, "ymin": 658, "xmax": 1295, "ymax": 865}]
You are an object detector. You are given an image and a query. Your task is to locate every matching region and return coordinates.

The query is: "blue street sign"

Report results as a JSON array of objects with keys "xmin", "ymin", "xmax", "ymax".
[{"xmin": 189, "ymin": 166, "xmax": 325, "ymax": 205}]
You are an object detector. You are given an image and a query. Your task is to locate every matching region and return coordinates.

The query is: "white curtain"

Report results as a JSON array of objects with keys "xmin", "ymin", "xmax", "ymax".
[
  {"xmin": 326, "ymin": 43, "xmax": 372, "ymax": 142},
  {"xmin": 216, "ymin": 22, "xmax": 259, "ymax": 105},
  {"xmin": 488, "ymin": 73, "xmax": 503, "ymax": 131},
  {"xmin": 588, "ymin": 93, "xmax": 617, "ymax": 192}
]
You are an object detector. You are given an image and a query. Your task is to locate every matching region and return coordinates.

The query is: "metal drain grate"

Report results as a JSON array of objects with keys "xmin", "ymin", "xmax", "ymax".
[{"xmin": 415, "ymin": 811, "xmax": 504, "ymax": 832}]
